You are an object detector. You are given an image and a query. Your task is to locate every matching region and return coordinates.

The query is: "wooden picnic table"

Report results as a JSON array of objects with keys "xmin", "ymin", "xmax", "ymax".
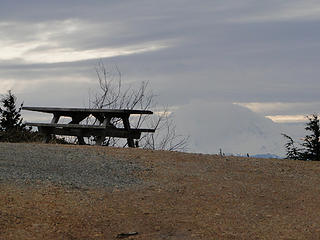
[{"xmin": 22, "ymin": 107, "xmax": 155, "ymax": 147}]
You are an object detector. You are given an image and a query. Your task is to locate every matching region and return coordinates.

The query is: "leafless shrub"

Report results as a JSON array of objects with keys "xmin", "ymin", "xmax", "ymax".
[{"xmin": 87, "ymin": 61, "xmax": 188, "ymax": 151}]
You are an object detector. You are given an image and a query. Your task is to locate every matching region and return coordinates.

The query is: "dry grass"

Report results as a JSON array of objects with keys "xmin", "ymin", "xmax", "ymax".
[{"xmin": 1, "ymin": 143, "xmax": 320, "ymax": 239}]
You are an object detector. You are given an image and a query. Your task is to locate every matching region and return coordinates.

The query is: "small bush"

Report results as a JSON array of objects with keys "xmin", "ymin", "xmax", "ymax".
[{"xmin": 0, "ymin": 128, "xmax": 43, "ymax": 143}]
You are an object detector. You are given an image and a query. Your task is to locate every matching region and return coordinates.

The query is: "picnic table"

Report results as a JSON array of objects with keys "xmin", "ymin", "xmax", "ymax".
[{"xmin": 22, "ymin": 107, "xmax": 155, "ymax": 147}]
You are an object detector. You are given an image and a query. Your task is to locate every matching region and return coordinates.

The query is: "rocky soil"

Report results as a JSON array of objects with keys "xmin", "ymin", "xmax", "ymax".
[{"xmin": 1, "ymin": 142, "xmax": 320, "ymax": 239}]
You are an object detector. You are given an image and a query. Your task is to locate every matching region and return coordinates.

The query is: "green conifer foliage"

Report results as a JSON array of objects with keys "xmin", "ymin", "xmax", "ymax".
[
  {"xmin": 0, "ymin": 90, "xmax": 25, "ymax": 132},
  {"xmin": 302, "ymin": 114, "xmax": 320, "ymax": 161},
  {"xmin": 283, "ymin": 114, "xmax": 320, "ymax": 161}
]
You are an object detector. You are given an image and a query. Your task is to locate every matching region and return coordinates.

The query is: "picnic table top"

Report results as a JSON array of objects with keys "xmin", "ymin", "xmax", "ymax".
[{"xmin": 22, "ymin": 106, "xmax": 153, "ymax": 115}]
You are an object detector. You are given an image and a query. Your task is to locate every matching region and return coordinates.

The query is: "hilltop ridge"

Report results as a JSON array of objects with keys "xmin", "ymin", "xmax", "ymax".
[{"xmin": 0, "ymin": 142, "xmax": 319, "ymax": 239}]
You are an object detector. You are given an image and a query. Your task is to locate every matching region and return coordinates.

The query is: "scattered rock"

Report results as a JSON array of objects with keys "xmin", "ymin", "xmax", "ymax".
[{"xmin": 116, "ymin": 232, "xmax": 139, "ymax": 238}]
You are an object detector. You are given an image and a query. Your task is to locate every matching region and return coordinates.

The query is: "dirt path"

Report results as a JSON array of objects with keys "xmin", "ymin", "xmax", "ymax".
[{"xmin": 1, "ymin": 143, "xmax": 320, "ymax": 239}]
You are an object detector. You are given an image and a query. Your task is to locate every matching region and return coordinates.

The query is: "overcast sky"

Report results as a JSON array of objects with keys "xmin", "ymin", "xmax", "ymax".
[{"xmin": 1, "ymin": 0, "xmax": 320, "ymax": 155}]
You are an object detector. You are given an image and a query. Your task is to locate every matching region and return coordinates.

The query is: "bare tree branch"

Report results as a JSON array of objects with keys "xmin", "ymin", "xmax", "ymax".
[{"xmin": 87, "ymin": 60, "xmax": 189, "ymax": 151}]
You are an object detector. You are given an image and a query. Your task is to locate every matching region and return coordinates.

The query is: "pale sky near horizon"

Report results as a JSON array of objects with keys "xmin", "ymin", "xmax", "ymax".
[{"xmin": 1, "ymin": 0, "xmax": 320, "ymax": 155}]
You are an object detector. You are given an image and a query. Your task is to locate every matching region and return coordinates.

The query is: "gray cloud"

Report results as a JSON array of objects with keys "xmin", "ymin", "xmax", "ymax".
[{"xmin": 1, "ymin": 0, "xmax": 319, "ymax": 155}]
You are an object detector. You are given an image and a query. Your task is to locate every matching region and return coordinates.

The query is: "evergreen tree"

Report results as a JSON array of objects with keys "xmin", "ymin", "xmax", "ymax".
[
  {"xmin": 282, "ymin": 133, "xmax": 301, "ymax": 160},
  {"xmin": 283, "ymin": 114, "xmax": 320, "ymax": 161},
  {"xmin": 301, "ymin": 114, "xmax": 320, "ymax": 161},
  {"xmin": 0, "ymin": 90, "xmax": 25, "ymax": 132}
]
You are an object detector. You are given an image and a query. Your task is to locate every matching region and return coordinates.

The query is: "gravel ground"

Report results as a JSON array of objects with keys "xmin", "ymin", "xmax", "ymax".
[
  {"xmin": 2, "ymin": 143, "xmax": 320, "ymax": 239},
  {"xmin": 0, "ymin": 143, "xmax": 145, "ymax": 189}
]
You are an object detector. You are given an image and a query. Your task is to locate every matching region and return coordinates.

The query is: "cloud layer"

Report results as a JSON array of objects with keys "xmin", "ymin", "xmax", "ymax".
[{"xmin": 1, "ymin": 0, "xmax": 319, "ymax": 155}]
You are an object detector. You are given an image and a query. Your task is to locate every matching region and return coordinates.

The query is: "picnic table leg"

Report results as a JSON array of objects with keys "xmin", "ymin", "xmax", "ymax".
[
  {"xmin": 95, "ymin": 137, "xmax": 104, "ymax": 146},
  {"xmin": 95, "ymin": 117, "xmax": 110, "ymax": 146},
  {"xmin": 69, "ymin": 114, "xmax": 88, "ymax": 145},
  {"xmin": 44, "ymin": 114, "xmax": 60, "ymax": 143},
  {"xmin": 77, "ymin": 136, "xmax": 86, "ymax": 145},
  {"xmin": 122, "ymin": 116, "xmax": 135, "ymax": 148}
]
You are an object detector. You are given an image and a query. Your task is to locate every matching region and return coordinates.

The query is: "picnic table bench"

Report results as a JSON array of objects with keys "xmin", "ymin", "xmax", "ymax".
[{"xmin": 22, "ymin": 107, "xmax": 155, "ymax": 147}]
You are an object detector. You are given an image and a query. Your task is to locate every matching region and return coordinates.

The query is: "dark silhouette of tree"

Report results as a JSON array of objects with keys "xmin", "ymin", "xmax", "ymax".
[
  {"xmin": 282, "ymin": 133, "xmax": 301, "ymax": 160},
  {"xmin": 0, "ymin": 90, "xmax": 25, "ymax": 132},
  {"xmin": 0, "ymin": 90, "xmax": 61, "ymax": 143},
  {"xmin": 301, "ymin": 114, "xmax": 320, "ymax": 160},
  {"xmin": 282, "ymin": 114, "xmax": 320, "ymax": 161}
]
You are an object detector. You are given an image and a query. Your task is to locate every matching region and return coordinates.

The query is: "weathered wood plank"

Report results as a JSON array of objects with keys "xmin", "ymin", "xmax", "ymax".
[
  {"xmin": 133, "ymin": 128, "xmax": 155, "ymax": 133},
  {"xmin": 37, "ymin": 126, "xmax": 142, "ymax": 139},
  {"xmin": 25, "ymin": 123, "xmax": 155, "ymax": 133},
  {"xmin": 22, "ymin": 107, "xmax": 153, "ymax": 115},
  {"xmin": 26, "ymin": 123, "xmax": 109, "ymax": 129}
]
